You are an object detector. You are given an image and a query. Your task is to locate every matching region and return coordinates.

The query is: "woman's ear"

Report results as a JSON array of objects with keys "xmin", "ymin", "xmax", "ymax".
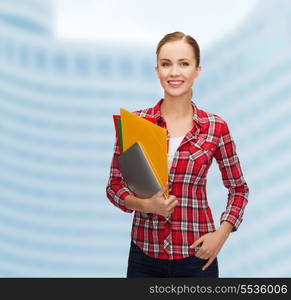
[
  {"xmin": 195, "ymin": 65, "xmax": 202, "ymax": 78},
  {"xmin": 155, "ymin": 66, "xmax": 159, "ymax": 77}
]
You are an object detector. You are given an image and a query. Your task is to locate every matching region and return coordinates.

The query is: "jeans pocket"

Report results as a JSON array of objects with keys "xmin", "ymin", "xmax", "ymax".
[{"xmin": 129, "ymin": 241, "xmax": 145, "ymax": 259}]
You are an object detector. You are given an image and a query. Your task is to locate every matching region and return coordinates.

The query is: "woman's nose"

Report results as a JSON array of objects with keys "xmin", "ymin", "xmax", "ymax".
[{"xmin": 170, "ymin": 65, "xmax": 181, "ymax": 76}]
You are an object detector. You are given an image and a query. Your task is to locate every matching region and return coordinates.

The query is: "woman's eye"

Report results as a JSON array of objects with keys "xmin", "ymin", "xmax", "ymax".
[{"xmin": 160, "ymin": 62, "xmax": 189, "ymax": 67}]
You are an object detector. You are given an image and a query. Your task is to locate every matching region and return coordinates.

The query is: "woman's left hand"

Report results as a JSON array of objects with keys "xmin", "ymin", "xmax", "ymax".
[{"xmin": 189, "ymin": 223, "xmax": 232, "ymax": 271}]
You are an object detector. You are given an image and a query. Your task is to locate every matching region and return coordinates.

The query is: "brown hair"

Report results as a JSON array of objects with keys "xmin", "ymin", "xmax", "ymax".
[{"xmin": 156, "ymin": 31, "xmax": 200, "ymax": 67}]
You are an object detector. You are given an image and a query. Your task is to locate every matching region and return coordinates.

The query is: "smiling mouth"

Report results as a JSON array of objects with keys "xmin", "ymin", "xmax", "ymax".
[{"xmin": 168, "ymin": 80, "xmax": 184, "ymax": 87}]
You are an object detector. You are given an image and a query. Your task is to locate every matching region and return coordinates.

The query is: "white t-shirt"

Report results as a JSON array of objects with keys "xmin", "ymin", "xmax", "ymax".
[{"xmin": 168, "ymin": 136, "xmax": 184, "ymax": 171}]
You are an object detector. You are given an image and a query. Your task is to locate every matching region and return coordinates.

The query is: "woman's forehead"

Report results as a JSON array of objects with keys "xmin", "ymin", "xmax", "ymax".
[{"xmin": 158, "ymin": 42, "xmax": 195, "ymax": 61}]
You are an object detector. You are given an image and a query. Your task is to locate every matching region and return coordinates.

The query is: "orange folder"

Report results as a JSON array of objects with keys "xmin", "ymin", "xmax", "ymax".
[
  {"xmin": 113, "ymin": 115, "xmax": 157, "ymax": 153},
  {"xmin": 120, "ymin": 108, "xmax": 169, "ymax": 197}
]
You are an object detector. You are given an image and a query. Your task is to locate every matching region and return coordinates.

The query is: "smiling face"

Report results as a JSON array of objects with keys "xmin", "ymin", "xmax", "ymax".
[{"xmin": 155, "ymin": 40, "xmax": 201, "ymax": 99}]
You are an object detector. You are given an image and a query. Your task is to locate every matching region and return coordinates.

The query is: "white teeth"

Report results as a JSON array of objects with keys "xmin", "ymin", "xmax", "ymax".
[{"xmin": 169, "ymin": 81, "xmax": 183, "ymax": 84}]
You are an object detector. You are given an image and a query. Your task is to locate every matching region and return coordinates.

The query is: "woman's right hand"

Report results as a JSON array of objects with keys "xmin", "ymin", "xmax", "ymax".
[{"xmin": 144, "ymin": 183, "xmax": 178, "ymax": 218}]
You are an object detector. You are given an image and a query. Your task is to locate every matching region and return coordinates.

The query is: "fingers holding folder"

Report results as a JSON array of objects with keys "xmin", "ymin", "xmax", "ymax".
[{"xmin": 145, "ymin": 182, "xmax": 178, "ymax": 218}]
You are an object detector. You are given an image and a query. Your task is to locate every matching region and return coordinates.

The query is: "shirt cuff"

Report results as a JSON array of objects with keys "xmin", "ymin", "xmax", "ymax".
[
  {"xmin": 220, "ymin": 212, "xmax": 242, "ymax": 232},
  {"xmin": 113, "ymin": 187, "xmax": 134, "ymax": 213}
]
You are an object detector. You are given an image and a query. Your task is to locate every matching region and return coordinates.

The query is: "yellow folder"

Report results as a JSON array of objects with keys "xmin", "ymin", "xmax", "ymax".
[{"xmin": 120, "ymin": 108, "xmax": 169, "ymax": 197}]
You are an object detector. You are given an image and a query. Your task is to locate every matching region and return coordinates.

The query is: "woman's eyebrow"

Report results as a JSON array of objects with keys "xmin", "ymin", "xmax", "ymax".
[{"xmin": 160, "ymin": 58, "xmax": 190, "ymax": 61}]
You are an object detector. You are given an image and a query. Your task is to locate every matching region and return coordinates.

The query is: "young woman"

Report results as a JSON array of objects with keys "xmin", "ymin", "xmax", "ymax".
[{"xmin": 106, "ymin": 31, "xmax": 249, "ymax": 278}]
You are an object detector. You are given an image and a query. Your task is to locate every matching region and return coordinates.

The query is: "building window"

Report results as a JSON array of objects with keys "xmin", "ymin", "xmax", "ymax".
[
  {"xmin": 118, "ymin": 57, "xmax": 133, "ymax": 77},
  {"xmin": 4, "ymin": 38, "xmax": 15, "ymax": 62},
  {"xmin": 34, "ymin": 48, "xmax": 47, "ymax": 70},
  {"xmin": 140, "ymin": 58, "xmax": 155, "ymax": 80},
  {"xmin": 96, "ymin": 56, "xmax": 111, "ymax": 77},
  {"xmin": 18, "ymin": 42, "xmax": 29, "ymax": 66},
  {"xmin": 75, "ymin": 54, "xmax": 89, "ymax": 75},
  {"xmin": 53, "ymin": 52, "xmax": 67, "ymax": 73}
]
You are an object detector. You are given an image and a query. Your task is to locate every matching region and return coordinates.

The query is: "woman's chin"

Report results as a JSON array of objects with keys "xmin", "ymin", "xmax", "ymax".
[{"xmin": 164, "ymin": 90, "xmax": 190, "ymax": 98}]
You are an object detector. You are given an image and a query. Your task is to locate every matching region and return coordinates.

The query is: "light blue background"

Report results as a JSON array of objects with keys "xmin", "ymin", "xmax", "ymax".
[{"xmin": 0, "ymin": 0, "xmax": 290, "ymax": 277}]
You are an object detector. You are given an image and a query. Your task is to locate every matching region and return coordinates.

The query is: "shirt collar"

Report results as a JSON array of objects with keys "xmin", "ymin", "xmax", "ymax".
[{"xmin": 152, "ymin": 98, "xmax": 201, "ymax": 127}]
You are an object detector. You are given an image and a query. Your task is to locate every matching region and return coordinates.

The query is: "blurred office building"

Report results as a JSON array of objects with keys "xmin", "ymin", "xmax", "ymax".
[{"xmin": 0, "ymin": 0, "xmax": 290, "ymax": 277}]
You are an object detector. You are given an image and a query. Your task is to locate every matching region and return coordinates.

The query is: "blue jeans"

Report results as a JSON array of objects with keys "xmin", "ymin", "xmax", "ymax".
[{"xmin": 126, "ymin": 241, "xmax": 219, "ymax": 278}]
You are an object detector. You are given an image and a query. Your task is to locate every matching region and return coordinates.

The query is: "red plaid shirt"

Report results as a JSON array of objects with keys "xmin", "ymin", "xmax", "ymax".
[{"xmin": 106, "ymin": 98, "xmax": 249, "ymax": 259}]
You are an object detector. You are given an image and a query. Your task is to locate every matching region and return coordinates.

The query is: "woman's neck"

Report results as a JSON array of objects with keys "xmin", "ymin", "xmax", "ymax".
[{"xmin": 161, "ymin": 94, "xmax": 193, "ymax": 121}]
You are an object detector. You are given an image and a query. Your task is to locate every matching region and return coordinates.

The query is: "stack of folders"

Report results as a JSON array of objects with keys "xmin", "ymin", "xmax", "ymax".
[{"xmin": 113, "ymin": 108, "xmax": 169, "ymax": 220}]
